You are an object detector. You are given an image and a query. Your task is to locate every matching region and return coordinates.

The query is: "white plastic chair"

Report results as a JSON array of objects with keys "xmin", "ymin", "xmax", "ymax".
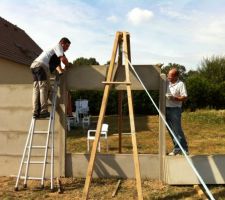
[
  {"xmin": 87, "ymin": 123, "xmax": 109, "ymax": 152},
  {"xmin": 82, "ymin": 115, "xmax": 90, "ymax": 128},
  {"xmin": 75, "ymin": 99, "xmax": 89, "ymax": 123},
  {"xmin": 67, "ymin": 112, "xmax": 79, "ymax": 131}
]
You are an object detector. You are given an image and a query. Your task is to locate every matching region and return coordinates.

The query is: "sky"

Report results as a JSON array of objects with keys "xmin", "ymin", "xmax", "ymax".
[{"xmin": 1, "ymin": 0, "xmax": 225, "ymax": 71}]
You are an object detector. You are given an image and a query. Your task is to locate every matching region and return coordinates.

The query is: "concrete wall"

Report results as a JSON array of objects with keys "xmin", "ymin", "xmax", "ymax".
[
  {"xmin": 66, "ymin": 65, "xmax": 161, "ymax": 90},
  {"xmin": 0, "ymin": 59, "xmax": 65, "ymax": 177},
  {"xmin": 66, "ymin": 153, "xmax": 225, "ymax": 184},
  {"xmin": 66, "ymin": 154, "xmax": 159, "ymax": 179},
  {"xmin": 165, "ymin": 155, "xmax": 225, "ymax": 184},
  {"xmin": 0, "ymin": 58, "xmax": 32, "ymax": 84}
]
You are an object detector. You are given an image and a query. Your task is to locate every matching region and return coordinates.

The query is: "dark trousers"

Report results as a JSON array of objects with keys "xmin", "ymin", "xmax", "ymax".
[{"xmin": 166, "ymin": 107, "xmax": 188, "ymax": 152}]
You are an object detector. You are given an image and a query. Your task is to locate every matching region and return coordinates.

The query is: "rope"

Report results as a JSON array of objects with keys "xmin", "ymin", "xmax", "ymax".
[{"xmin": 122, "ymin": 52, "xmax": 215, "ymax": 200}]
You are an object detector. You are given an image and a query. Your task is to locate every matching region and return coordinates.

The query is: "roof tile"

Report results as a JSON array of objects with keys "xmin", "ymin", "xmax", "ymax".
[{"xmin": 0, "ymin": 17, "xmax": 42, "ymax": 66}]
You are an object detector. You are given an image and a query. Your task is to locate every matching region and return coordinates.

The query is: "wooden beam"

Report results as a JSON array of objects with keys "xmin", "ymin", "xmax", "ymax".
[
  {"xmin": 112, "ymin": 179, "xmax": 121, "ymax": 197},
  {"xmin": 82, "ymin": 31, "xmax": 122, "ymax": 200},
  {"xmin": 118, "ymin": 39, "xmax": 123, "ymax": 154},
  {"xmin": 123, "ymin": 32, "xmax": 143, "ymax": 200},
  {"xmin": 118, "ymin": 91, "xmax": 123, "ymax": 153},
  {"xmin": 102, "ymin": 81, "xmax": 131, "ymax": 85}
]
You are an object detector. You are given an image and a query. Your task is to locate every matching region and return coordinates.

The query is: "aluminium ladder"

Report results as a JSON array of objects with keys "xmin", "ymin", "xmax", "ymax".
[{"xmin": 15, "ymin": 75, "xmax": 60, "ymax": 191}]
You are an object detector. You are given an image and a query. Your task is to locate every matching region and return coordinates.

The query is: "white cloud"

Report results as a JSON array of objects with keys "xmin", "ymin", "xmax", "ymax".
[
  {"xmin": 107, "ymin": 15, "xmax": 118, "ymax": 23},
  {"xmin": 127, "ymin": 7, "xmax": 154, "ymax": 25}
]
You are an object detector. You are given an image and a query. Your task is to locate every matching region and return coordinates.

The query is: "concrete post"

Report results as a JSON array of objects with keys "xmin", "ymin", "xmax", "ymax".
[{"xmin": 159, "ymin": 73, "xmax": 166, "ymax": 181}]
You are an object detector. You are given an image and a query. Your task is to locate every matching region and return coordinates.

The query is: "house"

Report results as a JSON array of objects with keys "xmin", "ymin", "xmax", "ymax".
[{"xmin": 0, "ymin": 16, "xmax": 42, "ymax": 84}]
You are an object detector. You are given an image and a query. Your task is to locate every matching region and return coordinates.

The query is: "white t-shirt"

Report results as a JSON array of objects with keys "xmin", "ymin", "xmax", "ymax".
[
  {"xmin": 166, "ymin": 80, "xmax": 187, "ymax": 107},
  {"xmin": 34, "ymin": 43, "xmax": 64, "ymax": 68}
]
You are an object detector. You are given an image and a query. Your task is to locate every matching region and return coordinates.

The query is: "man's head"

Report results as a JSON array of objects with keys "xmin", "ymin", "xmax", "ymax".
[
  {"xmin": 167, "ymin": 68, "xmax": 179, "ymax": 83},
  {"xmin": 59, "ymin": 37, "xmax": 71, "ymax": 52}
]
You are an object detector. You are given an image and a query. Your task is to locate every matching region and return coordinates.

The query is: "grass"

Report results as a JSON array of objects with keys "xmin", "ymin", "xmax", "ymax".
[{"xmin": 67, "ymin": 109, "xmax": 225, "ymax": 155}]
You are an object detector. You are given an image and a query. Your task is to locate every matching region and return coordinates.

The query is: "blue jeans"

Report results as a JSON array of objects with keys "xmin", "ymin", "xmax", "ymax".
[{"xmin": 166, "ymin": 107, "xmax": 188, "ymax": 152}]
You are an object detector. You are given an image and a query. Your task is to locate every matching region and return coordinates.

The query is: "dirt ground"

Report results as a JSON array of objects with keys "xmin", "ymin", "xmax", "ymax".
[{"xmin": 1, "ymin": 176, "xmax": 225, "ymax": 199}]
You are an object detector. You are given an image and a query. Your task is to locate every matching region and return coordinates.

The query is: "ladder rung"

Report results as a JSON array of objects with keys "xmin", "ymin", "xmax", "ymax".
[
  {"xmin": 27, "ymin": 145, "xmax": 49, "ymax": 149},
  {"xmin": 35, "ymin": 117, "xmax": 50, "ymax": 121},
  {"xmin": 23, "ymin": 161, "xmax": 51, "ymax": 164},
  {"xmin": 20, "ymin": 176, "xmax": 43, "ymax": 180},
  {"xmin": 102, "ymin": 81, "xmax": 131, "ymax": 85},
  {"xmin": 34, "ymin": 131, "xmax": 49, "ymax": 134}
]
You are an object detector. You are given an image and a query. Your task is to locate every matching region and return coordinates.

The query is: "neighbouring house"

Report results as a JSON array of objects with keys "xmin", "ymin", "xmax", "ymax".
[{"xmin": 0, "ymin": 16, "xmax": 42, "ymax": 84}]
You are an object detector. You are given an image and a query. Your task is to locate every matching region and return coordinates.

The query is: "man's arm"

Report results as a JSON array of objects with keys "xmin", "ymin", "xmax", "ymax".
[
  {"xmin": 60, "ymin": 55, "xmax": 69, "ymax": 66},
  {"xmin": 60, "ymin": 55, "xmax": 73, "ymax": 69}
]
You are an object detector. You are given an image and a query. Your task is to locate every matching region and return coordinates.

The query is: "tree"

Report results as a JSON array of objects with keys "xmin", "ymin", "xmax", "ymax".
[
  {"xmin": 73, "ymin": 57, "xmax": 100, "ymax": 66},
  {"xmin": 198, "ymin": 56, "xmax": 225, "ymax": 84}
]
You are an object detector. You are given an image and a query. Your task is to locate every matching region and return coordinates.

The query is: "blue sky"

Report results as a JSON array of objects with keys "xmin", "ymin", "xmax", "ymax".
[{"xmin": 1, "ymin": 0, "xmax": 225, "ymax": 70}]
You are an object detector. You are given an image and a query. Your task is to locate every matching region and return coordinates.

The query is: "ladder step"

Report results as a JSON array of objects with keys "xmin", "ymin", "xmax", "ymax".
[
  {"xmin": 34, "ymin": 131, "xmax": 49, "ymax": 134},
  {"xmin": 20, "ymin": 176, "xmax": 43, "ymax": 180},
  {"xmin": 23, "ymin": 161, "xmax": 51, "ymax": 164},
  {"xmin": 27, "ymin": 145, "xmax": 49, "ymax": 149},
  {"xmin": 35, "ymin": 117, "xmax": 50, "ymax": 121},
  {"xmin": 50, "ymin": 77, "xmax": 56, "ymax": 81}
]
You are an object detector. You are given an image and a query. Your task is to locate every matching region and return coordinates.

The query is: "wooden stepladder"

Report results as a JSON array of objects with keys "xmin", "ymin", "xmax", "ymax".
[{"xmin": 82, "ymin": 31, "xmax": 143, "ymax": 200}]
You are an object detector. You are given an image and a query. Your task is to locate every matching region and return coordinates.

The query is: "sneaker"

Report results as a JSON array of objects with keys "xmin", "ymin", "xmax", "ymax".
[{"xmin": 39, "ymin": 112, "xmax": 50, "ymax": 118}]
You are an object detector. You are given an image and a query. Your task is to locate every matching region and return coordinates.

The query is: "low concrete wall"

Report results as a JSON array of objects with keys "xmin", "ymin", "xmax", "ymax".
[
  {"xmin": 65, "ymin": 153, "xmax": 225, "ymax": 184},
  {"xmin": 165, "ymin": 155, "xmax": 225, "ymax": 184},
  {"xmin": 66, "ymin": 153, "xmax": 159, "ymax": 179}
]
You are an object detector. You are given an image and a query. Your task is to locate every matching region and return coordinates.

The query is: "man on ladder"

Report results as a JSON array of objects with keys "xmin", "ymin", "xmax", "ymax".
[
  {"xmin": 15, "ymin": 38, "xmax": 72, "ymax": 191},
  {"xmin": 30, "ymin": 37, "xmax": 71, "ymax": 118}
]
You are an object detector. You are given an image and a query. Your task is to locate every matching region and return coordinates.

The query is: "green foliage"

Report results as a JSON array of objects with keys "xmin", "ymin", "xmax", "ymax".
[
  {"xmin": 73, "ymin": 57, "xmax": 100, "ymax": 66},
  {"xmin": 198, "ymin": 56, "xmax": 225, "ymax": 83},
  {"xmin": 70, "ymin": 90, "xmax": 159, "ymax": 115},
  {"xmin": 186, "ymin": 55, "xmax": 225, "ymax": 110},
  {"xmin": 185, "ymin": 75, "xmax": 211, "ymax": 110}
]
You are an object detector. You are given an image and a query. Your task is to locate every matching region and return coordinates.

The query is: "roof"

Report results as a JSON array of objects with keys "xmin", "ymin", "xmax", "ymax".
[{"xmin": 0, "ymin": 17, "xmax": 42, "ymax": 66}]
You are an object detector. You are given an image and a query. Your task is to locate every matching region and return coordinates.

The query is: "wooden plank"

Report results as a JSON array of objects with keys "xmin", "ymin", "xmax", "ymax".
[
  {"xmin": 102, "ymin": 81, "xmax": 131, "ymax": 85},
  {"xmin": 118, "ymin": 91, "xmax": 123, "ymax": 153},
  {"xmin": 112, "ymin": 179, "xmax": 121, "ymax": 197},
  {"xmin": 123, "ymin": 32, "xmax": 143, "ymax": 200},
  {"xmin": 56, "ymin": 177, "xmax": 63, "ymax": 194},
  {"xmin": 82, "ymin": 32, "xmax": 122, "ymax": 200},
  {"xmin": 118, "ymin": 40, "xmax": 123, "ymax": 154}
]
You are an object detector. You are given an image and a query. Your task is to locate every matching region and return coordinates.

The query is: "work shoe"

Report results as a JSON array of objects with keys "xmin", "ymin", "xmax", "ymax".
[
  {"xmin": 168, "ymin": 150, "xmax": 189, "ymax": 156},
  {"xmin": 39, "ymin": 112, "xmax": 50, "ymax": 118},
  {"xmin": 33, "ymin": 113, "xmax": 39, "ymax": 118}
]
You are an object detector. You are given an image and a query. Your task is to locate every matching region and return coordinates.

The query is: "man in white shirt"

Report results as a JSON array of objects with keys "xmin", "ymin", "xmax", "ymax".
[
  {"xmin": 30, "ymin": 37, "xmax": 71, "ymax": 118},
  {"xmin": 166, "ymin": 68, "xmax": 188, "ymax": 155}
]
